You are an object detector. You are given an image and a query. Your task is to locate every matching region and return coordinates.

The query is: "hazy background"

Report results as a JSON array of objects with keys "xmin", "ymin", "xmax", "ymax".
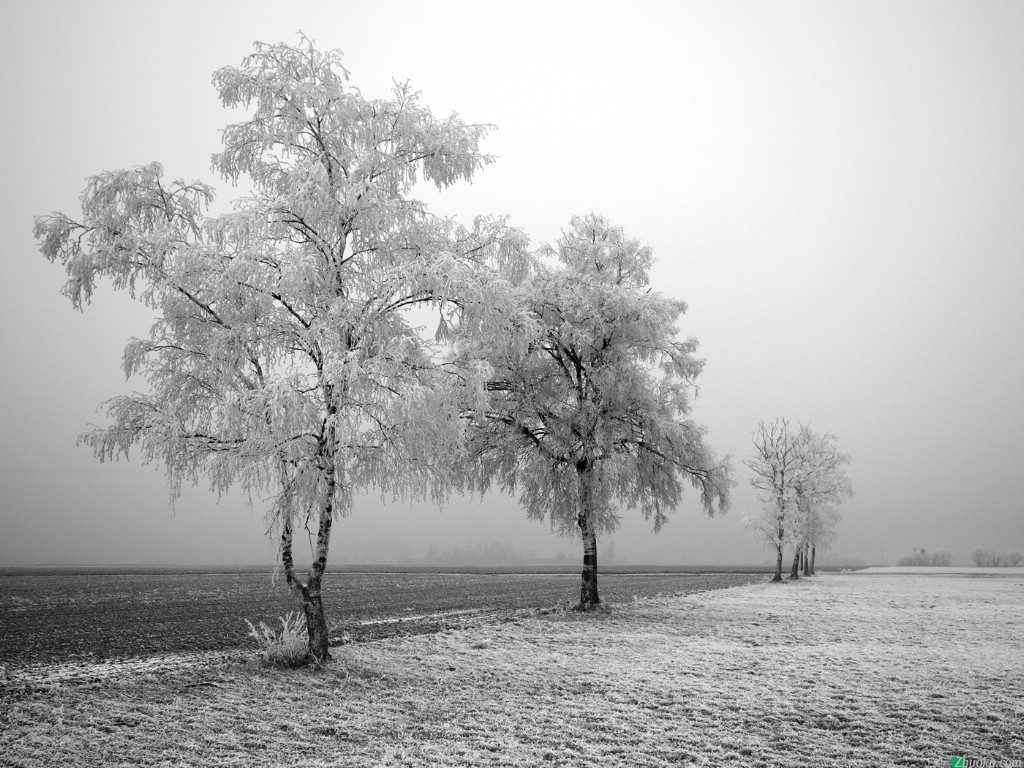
[{"xmin": 2, "ymin": 1, "xmax": 1021, "ymax": 568}]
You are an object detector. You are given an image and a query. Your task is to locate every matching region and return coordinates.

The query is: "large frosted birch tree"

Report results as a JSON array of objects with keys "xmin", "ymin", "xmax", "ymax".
[
  {"xmin": 461, "ymin": 215, "xmax": 733, "ymax": 609},
  {"xmin": 35, "ymin": 37, "xmax": 523, "ymax": 661}
]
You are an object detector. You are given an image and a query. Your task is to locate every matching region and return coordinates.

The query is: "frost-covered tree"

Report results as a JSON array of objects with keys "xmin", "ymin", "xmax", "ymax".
[
  {"xmin": 461, "ymin": 215, "xmax": 733, "ymax": 608},
  {"xmin": 745, "ymin": 420, "xmax": 851, "ymax": 581},
  {"xmin": 789, "ymin": 426, "xmax": 851, "ymax": 578},
  {"xmin": 742, "ymin": 503, "xmax": 790, "ymax": 577},
  {"xmin": 800, "ymin": 505, "xmax": 841, "ymax": 575},
  {"xmin": 745, "ymin": 418, "xmax": 802, "ymax": 582},
  {"xmin": 35, "ymin": 37, "xmax": 525, "ymax": 661}
]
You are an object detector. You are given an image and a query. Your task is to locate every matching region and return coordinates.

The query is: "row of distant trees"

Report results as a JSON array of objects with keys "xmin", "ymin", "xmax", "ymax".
[
  {"xmin": 896, "ymin": 549, "xmax": 952, "ymax": 567},
  {"xmin": 743, "ymin": 418, "xmax": 853, "ymax": 582},
  {"xmin": 970, "ymin": 548, "xmax": 1023, "ymax": 567},
  {"xmin": 893, "ymin": 547, "xmax": 1022, "ymax": 566},
  {"xmin": 36, "ymin": 38, "xmax": 731, "ymax": 661},
  {"xmin": 421, "ymin": 541, "xmax": 621, "ymax": 566}
]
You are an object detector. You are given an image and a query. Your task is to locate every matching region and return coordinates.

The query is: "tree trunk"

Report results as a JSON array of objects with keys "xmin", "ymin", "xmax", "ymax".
[
  {"xmin": 810, "ymin": 544, "xmax": 816, "ymax": 576},
  {"xmin": 773, "ymin": 518, "xmax": 785, "ymax": 582},
  {"xmin": 301, "ymin": 578, "xmax": 330, "ymax": 662},
  {"xmin": 577, "ymin": 465, "xmax": 600, "ymax": 608},
  {"xmin": 579, "ymin": 517, "xmax": 600, "ymax": 608},
  {"xmin": 789, "ymin": 546, "xmax": 800, "ymax": 580},
  {"xmin": 279, "ymin": 497, "xmax": 335, "ymax": 663},
  {"xmin": 802, "ymin": 543, "xmax": 811, "ymax": 576},
  {"xmin": 304, "ymin": 503, "xmax": 334, "ymax": 662}
]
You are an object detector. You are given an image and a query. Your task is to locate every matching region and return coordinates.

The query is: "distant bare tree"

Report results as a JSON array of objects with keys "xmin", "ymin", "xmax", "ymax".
[
  {"xmin": 745, "ymin": 420, "xmax": 851, "ymax": 581},
  {"xmin": 745, "ymin": 419, "xmax": 802, "ymax": 582},
  {"xmin": 802, "ymin": 505, "xmax": 841, "ymax": 575},
  {"xmin": 789, "ymin": 426, "xmax": 851, "ymax": 579}
]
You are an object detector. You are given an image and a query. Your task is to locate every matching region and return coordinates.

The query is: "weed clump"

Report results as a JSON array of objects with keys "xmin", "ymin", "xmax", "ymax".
[{"xmin": 244, "ymin": 612, "xmax": 309, "ymax": 668}]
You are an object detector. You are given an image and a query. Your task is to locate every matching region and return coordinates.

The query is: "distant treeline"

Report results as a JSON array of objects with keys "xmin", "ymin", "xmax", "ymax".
[
  {"xmin": 970, "ymin": 548, "xmax": 1022, "ymax": 567},
  {"xmin": 895, "ymin": 547, "xmax": 1023, "ymax": 567},
  {"xmin": 418, "ymin": 541, "xmax": 621, "ymax": 566},
  {"xmin": 896, "ymin": 549, "xmax": 952, "ymax": 567}
]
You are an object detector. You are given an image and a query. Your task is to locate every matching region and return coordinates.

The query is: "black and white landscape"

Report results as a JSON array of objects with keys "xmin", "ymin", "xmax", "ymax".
[{"xmin": 1, "ymin": 3, "xmax": 1022, "ymax": 766}]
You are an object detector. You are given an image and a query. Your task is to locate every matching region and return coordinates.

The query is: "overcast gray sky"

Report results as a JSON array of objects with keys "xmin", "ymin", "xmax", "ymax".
[{"xmin": 1, "ymin": 1, "xmax": 1022, "ymax": 567}]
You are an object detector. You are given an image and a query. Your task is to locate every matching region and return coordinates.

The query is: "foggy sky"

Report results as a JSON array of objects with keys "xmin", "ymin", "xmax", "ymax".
[{"xmin": 1, "ymin": 1, "xmax": 1022, "ymax": 567}]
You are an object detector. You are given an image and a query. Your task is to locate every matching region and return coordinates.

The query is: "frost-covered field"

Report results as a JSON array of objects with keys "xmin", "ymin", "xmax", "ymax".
[
  {"xmin": 859, "ymin": 566, "xmax": 1024, "ymax": 576},
  {"xmin": 0, "ymin": 569, "xmax": 763, "ymax": 663},
  {"xmin": 3, "ymin": 573, "xmax": 1022, "ymax": 767}
]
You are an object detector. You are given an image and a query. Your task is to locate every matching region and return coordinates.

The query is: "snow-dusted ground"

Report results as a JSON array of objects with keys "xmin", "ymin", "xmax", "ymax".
[
  {"xmin": 858, "ymin": 565, "xmax": 1024, "ymax": 575},
  {"xmin": 3, "ymin": 573, "xmax": 1022, "ymax": 767}
]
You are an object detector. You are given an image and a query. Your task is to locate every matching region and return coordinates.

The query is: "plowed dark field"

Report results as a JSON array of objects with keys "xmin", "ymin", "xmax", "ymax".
[{"xmin": 0, "ymin": 567, "xmax": 767, "ymax": 664}]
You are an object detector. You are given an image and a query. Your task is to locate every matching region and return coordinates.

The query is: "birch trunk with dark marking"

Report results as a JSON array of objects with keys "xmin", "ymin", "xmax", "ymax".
[
  {"xmin": 802, "ymin": 543, "xmax": 811, "ymax": 576},
  {"xmin": 304, "ymin": 504, "xmax": 333, "ymax": 662},
  {"xmin": 790, "ymin": 546, "xmax": 801, "ymax": 580},
  {"xmin": 279, "ymin": 480, "xmax": 335, "ymax": 663},
  {"xmin": 577, "ymin": 462, "xmax": 600, "ymax": 609},
  {"xmin": 578, "ymin": 512, "xmax": 600, "ymax": 608},
  {"xmin": 810, "ymin": 544, "xmax": 816, "ymax": 575},
  {"xmin": 773, "ymin": 517, "xmax": 785, "ymax": 582}
]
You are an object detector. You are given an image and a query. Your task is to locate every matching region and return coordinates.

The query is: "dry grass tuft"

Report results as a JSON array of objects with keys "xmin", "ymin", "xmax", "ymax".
[
  {"xmin": 244, "ymin": 611, "xmax": 309, "ymax": 668},
  {"xmin": 2, "ymin": 574, "xmax": 1022, "ymax": 767}
]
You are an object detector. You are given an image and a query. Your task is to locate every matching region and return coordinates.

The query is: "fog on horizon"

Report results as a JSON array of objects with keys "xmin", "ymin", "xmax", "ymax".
[{"xmin": 1, "ymin": 1, "xmax": 1022, "ymax": 570}]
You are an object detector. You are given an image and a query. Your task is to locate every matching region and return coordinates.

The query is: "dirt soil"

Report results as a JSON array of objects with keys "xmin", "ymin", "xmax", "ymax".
[{"xmin": 0, "ymin": 570, "xmax": 763, "ymax": 663}]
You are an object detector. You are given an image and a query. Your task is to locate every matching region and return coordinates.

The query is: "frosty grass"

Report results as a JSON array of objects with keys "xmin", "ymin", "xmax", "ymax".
[{"xmin": 2, "ymin": 572, "xmax": 1022, "ymax": 767}]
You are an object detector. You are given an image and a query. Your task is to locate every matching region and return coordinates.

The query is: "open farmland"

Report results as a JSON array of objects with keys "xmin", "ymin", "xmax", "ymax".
[
  {"xmin": 0, "ymin": 567, "xmax": 765, "ymax": 664},
  {"xmin": 2, "ymin": 572, "xmax": 1021, "ymax": 767}
]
